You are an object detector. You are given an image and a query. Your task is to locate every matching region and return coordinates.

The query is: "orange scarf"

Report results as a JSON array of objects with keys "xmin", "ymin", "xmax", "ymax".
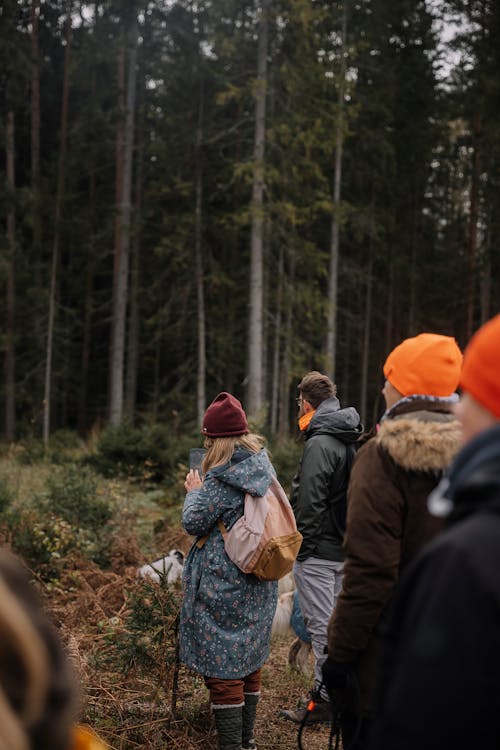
[{"xmin": 298, "ymin": 409, "xmax": 316, "ymax": 432}]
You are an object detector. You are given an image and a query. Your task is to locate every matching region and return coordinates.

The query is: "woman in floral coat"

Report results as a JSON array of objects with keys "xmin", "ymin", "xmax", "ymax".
[{"xmin": 180, "ymin": 392, "xmax": 278, "ymax": 750}]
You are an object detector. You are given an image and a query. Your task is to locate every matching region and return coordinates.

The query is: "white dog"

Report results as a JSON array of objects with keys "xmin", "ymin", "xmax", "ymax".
[
  {"xmin": 272, "ymin": 590, "xmax": 295, "ymax": 638},
  {"xmin": 137, "ymin": 549, "xmax": 185, "ymax": 586},
  {"xmin": 272, "ymin": 576, "xmax": 313, "ymax": 677}
]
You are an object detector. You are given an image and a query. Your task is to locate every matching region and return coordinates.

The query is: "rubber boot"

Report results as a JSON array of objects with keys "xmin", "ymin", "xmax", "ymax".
[
  {"xmin": 212, "ymin": 705, "xmax": 243, "ymax": 750},
  {"xmin": 242, "ymin": 693, "xmax": 259, "ymax": 750}
]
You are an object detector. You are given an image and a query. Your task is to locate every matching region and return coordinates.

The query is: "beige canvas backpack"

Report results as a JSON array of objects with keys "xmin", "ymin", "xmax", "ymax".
[{"xmin": 216, "ymin": 476, "xmax": 302, "ymax": 581}]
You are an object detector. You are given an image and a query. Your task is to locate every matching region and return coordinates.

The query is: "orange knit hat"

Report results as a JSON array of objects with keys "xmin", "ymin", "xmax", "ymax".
[
  {"xmin": 460, "ymin": 314, "xmax": 500, "ymax": 418},
  {"xmin": 383, "ymin": 333, "xmax": 463, "ymax": 397}
]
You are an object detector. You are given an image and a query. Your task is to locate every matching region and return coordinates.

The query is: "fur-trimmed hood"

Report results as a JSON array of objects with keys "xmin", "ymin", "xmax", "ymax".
[{"xmin": 378, "ymin": 409, "xmax": 462, "ymax": 473}]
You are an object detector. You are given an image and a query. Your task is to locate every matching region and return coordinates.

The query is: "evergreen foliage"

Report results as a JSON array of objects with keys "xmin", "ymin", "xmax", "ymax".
[
  {"xmin": 45, "ymin": 464, "xmax": 112, "ymax": 530},
  {"xmin": 0, "ymin": 0, "xmax": 498, "ymax": 436}
]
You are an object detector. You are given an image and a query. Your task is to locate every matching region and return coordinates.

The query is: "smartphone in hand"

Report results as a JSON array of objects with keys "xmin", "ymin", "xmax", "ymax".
[{"xmin": 189, "ymin": 448, "xmax": 206, "ymax": 472}]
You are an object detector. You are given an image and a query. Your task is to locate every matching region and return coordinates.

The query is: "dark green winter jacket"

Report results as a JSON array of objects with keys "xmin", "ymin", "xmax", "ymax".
[{"xmin": 290, "ymin": 397, "xmax": 363, "ymax": 562}]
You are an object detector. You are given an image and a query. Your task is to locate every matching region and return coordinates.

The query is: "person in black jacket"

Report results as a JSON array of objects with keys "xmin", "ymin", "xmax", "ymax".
[
  {"xmin": 370, "ymin": 314, "xmax": 500, "ymax": 750},
  {"xmin": 281, "ymin": 371, "xmax": 362, "ymax": 724}
]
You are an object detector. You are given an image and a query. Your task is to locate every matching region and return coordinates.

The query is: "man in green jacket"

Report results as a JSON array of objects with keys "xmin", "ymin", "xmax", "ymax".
[{"xmin": 282, "ymin": 371, "xmax": 362, "ymax": 723}]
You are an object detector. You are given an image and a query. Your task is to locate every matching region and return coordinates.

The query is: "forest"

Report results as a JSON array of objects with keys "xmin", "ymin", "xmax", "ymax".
[{"xmin": 1, "ymin": 0, "xmax": 499, "ymax": 443}]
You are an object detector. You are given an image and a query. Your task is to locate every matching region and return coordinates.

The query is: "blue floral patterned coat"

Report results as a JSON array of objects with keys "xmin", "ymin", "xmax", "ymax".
[{"xmin": 179, "ymin": 448, "xmax": 278, "ymax": 679}]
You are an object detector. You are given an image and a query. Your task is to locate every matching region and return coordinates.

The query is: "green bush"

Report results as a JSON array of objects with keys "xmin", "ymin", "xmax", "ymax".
[
  {"xmin": 9, "ymin": 509, "xmax": 78, "ymax": 581},
  {"xmin": 47, "ymin": 464, "xmax": 113, "ymax": 531},
  {"xmin": 0, "ymin": 476, "xmax": 13, "ymax": 517},
  {"xmin": 47, "ymin": 429, "xmax": 86, "ymax": 463},
  {"xmin": 97, "ymin": 577, "xmax": 181, "ymax": 679},
  {"xmin": 15, "ymin": 437, "xmax": 46, "ymax": 465},
  {"xmin": 87, "ymin": 422, "xmax": 199, "ymax": 483},
  {"xmin": 49, "ymin": 429, "xmax": 83, "ymax": 451},
  {"xmin": 45, "ymin": 464, "xmax": 113, "ymax": 531},
  {"xmin": 13, "ymin": 430, "xmax": 85, "ymax": 466},
  {"xmin": 7, "ymin": 464, "xmax": 114, "ymax": 576}
]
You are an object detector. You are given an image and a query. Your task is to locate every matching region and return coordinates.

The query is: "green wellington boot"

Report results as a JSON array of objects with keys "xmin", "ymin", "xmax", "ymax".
[
  {"xmin": 213, "ymin": 705, "xmax": 243, "ymax": 750},
  {"xmin": 242, "ymin": 693, "xmax": 259, "ymax": 750}
]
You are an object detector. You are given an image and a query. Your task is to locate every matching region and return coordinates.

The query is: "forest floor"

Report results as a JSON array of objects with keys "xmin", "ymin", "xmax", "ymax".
[
  {"xmin": 0, "ymin": 455, "xmax": 335, "ymax": 750},
  {"xmin": 46, "ymin": 530, "xmax": 334, "ymax": 750}
]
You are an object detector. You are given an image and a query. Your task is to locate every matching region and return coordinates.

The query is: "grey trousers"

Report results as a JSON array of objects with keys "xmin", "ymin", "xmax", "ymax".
[{"xmin": 293, "ymin": 557, "xmax": 344, "ymax": 700}]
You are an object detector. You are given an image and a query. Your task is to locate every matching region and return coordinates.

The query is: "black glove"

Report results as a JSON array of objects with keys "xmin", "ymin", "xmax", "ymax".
[{"xmin": 321, "ymin": 657, "xmax": 356, "ymax": 695}]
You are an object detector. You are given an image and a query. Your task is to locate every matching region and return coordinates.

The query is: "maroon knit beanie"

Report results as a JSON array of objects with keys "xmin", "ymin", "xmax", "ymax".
[{"xmin": 202, "ymin": 392, "xmax": 249, "ymax": 438}]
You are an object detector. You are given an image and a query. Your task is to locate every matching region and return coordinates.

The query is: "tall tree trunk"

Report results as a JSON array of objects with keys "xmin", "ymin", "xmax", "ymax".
[
  {"xmin": 360, "ymin": 244, "xmax": 373, "ymax": 424},
  {"xmin": 195, "ymin": 71, "xmax": 206, "ymax": 427},
  {"xmin": 78, "ymin": 3, "xmax": 100, "ymax": 435},
  {"xmin": 325, "ymin": 2, "xmax": 347, "ymax": 380},
  {"xmin": 407, "ymin": 186, "xmax": 418, "ymax": 334},
  {"xmin": 31, "ymin": 0, "xmax": 43, "ymax": 404},
  {"xmin": 152, "ymin": 341, "xmax": 161, "ymax": 423},
  {"xmin": 43, "ymin": 9, "xmax": 72, "ymax": 445},
  {"xmin": 277, "ymin": 250, "xmax": 296, "ymax": 439},
  {"xmin": 247, "ymin": 0, "xmax": 269, "ymax": 418},
  {"xmin": 114, "ymin": 41, "xmax": 125, "ymax": 287},
  {"xmin": 109, "ymin": 39, "xmax": 125, "ymax": 425},
  {"xmin": 342, "ymin": 310, "xmax": 351, "ymax": 404},
  {"xmin": 31, "ymin": 0, "xmax": 41, "ymax": 272},
  {"xmin": 466, "ymin": 113, "xmax": 481, "ymax": 340},
  {"xmin": 385, "ymin": 249, "xmax": 395, "ymax": 353},
  {"xmin": 31, "ymin": 0, "xmax": 40, "ymax": 193},
  {"xmin": 125, "ymin": 98, "xmax": 144, "ymax": 421},
  {"xmin": 270, "ymin": 244, "xmax": 284, "ymax": 436},
  {"xmin": 109, "ymin": 13, "xmax": 138, "ymax": 426},
  {"xmin": 78, "ymin": 123, "xmax": 97, "ymax": 434},
  {"xmin": 5, "ymin": 112, "xmax": 16, "ymax": 441},
  {"xmin": 480, "ymin": 237, "xmax": 491, "ymax": 324}
]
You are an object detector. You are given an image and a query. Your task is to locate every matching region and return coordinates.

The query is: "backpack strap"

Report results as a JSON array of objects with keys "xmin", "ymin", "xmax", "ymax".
[{"xmin": 196, "ymin": 518, "xmax": 227, "ymax": 549}]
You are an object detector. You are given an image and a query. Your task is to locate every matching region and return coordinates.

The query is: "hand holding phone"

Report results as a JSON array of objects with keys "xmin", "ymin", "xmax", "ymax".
[{"xmin": 185, "ymin": 469, "xmax": 203, "ymax": 492}]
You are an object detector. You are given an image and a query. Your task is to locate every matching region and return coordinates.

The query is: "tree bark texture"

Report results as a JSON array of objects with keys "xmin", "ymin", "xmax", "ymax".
[
  {"xmin": 270, "ymin": 244, "xmax": 284, "ymax": 436},
  {"xmin": 125, "ymin": 96, "xmax": 144, "ymax": 420},
  {"xmin": 466, "ymin": 113, "xmax": 481, "ymax": 340},
  {"xmin": 43, "ymin": 10, "xmax": 71, "ymax": 445},
  {"xmin": 360, "ymin": 248, "xmax": 373, "ymax": 424},
  {"xmin": 277, "ymin": 249, "xmax": 296, "ymax": 439},
  {"xmin": 109, "ymin": 14, "xmax": 138, "ymax": 426},
  {"xmin": 195, "ymin": 68, "xmax": 206, "ymax": 428},
  {"xmin": 31, "ymin": 0, "xmax": 43, "ymax": 398},
  {"xmin": 325, "ymin": 2, "xmax": 347, "ymax": 381},
  {"xmin": 247, "ymin": 0, "xmax": 269, "ymax": 418},
  {"xmin": 78, "ymin": 112, "xmax": 97, "ymax": 434},
  {"xmin": 5, "ymin": 112, "xmax": 16, "ymax": 441}
]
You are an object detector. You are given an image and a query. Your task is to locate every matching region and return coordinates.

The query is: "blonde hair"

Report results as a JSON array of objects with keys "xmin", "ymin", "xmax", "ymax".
[
  {"xmin": 0, "ymin": 551, "xmax": 76, "ymax": 750},
  {"xmin": 202, "ymin": 433, "xmax": 265, "ymax": 474}
]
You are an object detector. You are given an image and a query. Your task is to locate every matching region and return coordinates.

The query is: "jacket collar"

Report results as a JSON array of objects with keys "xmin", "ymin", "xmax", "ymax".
[
  {"xmin": 428, "ymin": 423, "xmax": 500, "ymax": 521},
  {"xmin": 382, "ymin": 394, "xmax": 459, "ymax": 422},
  {"xmin": 377, "ymin": 408, "xmax": 462, "ymax": 473}
]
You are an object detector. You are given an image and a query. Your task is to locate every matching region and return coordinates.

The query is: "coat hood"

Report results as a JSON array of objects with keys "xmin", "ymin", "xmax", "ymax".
[
  {"xmin": 306, "ymin": 397, "xmax": 362, "ymax": 444},
  {"xmin": 378, "ymin": 398, "xmax": 462, "ymax": 473},
  {"xmin": 209, "ymin": 448, "xmax": 274, "ymax": 497}
]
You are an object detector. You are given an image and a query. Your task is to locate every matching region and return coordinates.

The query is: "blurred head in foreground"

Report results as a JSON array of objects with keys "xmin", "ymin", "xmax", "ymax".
[
  {"xmin": 0, "ymin": 550, "xmax": 76, "ymax": 750},
  {"xmin": 455, "ymin": 314, "xmax": 500, "ymax": 443}
]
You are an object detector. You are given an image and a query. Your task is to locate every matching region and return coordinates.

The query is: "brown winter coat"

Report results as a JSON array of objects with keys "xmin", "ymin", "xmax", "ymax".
[{"xmin": 327, "ymin": 397, "xmax": 462, "ymax": 715}]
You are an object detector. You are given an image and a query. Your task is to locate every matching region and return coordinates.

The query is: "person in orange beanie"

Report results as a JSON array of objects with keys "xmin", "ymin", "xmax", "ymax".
[
  {"xmin": 370, "ymin": 314, "xmax": 500, "ymax": 750},
  {"xmin": 322, "ymin": 332, "xmax": 463, "ymax": 750}
]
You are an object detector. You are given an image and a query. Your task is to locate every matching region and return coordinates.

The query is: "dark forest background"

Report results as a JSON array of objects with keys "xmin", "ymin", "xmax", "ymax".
[{"xmin": 1, "ymin": 0, "xmax": 499, "ymax": 443}]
